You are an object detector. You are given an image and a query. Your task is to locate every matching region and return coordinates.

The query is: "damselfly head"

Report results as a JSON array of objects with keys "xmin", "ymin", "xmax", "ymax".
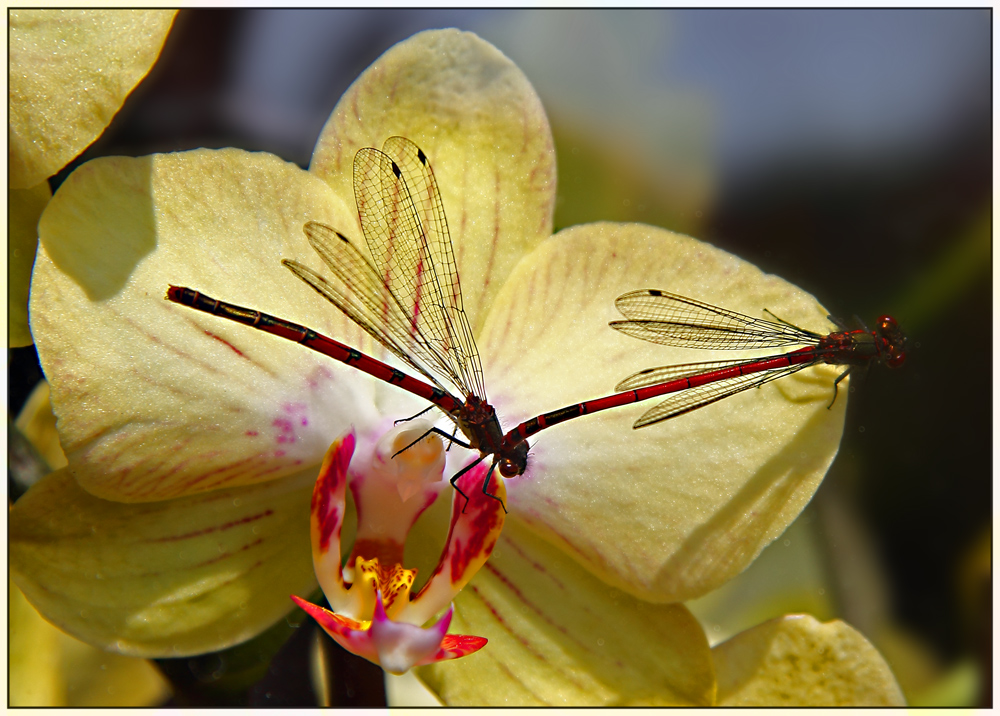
[
  {"xmin": 876, "ymin": 315, "xmax": 907, "ymax": 368},
  {"xmin": 498, "ymin": 439, "xmax": 529, "ymax": 478}
]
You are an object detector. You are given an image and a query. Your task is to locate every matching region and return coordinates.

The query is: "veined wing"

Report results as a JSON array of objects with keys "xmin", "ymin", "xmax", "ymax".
[
  {"xmin": 354, "ymin": 137, "xmax": 485, "ymax": 399},
  {"xmin": 628, "ymin": 361, "xmax": 811, "ymax": 428},
  {"xmin": 284, "ymin": 224, "xmax": 451, "ymax": 394},
  {"xmin": 614, "ymin": 356, "xmax": 802, "ymax": 391},
  {"xmin": 612, "ymin": 289, "xmax": 823, "ymax": 350}
]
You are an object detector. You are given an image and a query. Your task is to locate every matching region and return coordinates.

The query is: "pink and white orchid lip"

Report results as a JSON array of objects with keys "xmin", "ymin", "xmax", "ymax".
[
  {"xmin": 293, "ymin": 422, "xmax": 505, "ymax": 672},
  {"xmin": 292, "ymin": 591, "xmax": 484, "ymax": 676}
]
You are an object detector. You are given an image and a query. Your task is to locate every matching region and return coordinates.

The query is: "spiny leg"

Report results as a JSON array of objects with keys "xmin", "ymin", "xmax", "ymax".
[
  {"xmin": 393, "ymin": 404, "xmax": 437, "ymax": 426},
  {"xmin": 829, "ymin": 367, "xmax": 852, "ymax": 409},
  {"xmin": 480, "ymin": 460, "xmax": 508, "ymax": 514},
  {"xmin": 449, "ymin": 454, "xmax": 487, "ymax": 513},
  {"xmin": 392, "ymin": 426, "xmax": 474, "ymax": 460}
]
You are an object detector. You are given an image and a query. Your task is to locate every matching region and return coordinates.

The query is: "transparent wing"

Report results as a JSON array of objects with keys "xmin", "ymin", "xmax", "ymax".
[
  {"xmin": 629, "ymin": 362, "xmax": 810, "ymax": 428},
  {"xmin": 283, "ymin": 224, "xmax": 447, "ymax": 392},
  {"xmin": 615, "ymin": 356, "xmax": 793, "ymax": 391},
  {"xmin": 612, "ymin": 289, "xmax": 822, "ymax": 350},
  {"xmin": 352, "ymin": 137, "xmax": 485, "ymax": 398}
]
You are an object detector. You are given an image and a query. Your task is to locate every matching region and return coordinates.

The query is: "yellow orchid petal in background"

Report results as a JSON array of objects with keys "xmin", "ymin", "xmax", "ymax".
[
  {"xmin": 10, "ymin": 463, "xmax": 318, "ymax": 656},
  {"xmin": 13, "ymin": 381, "xmax": 68, "ymax": 473},
  {"xmin": 713, "ymin": 614, "xmax": 905, "ymax": 705},
  {"xmin": 9, "ymin": 9, "xmax": 177, "ymax": 189},
  {"xmin": 9, "ymin": 183, "xmax": 52, "ymax": 347},
  {"xmin": 10, "ymin": 579, "xmax": 61, "ymax": 705},
  {"xmin": 10, "ymin": 581, "xmax": 170, "ymax": 706}
]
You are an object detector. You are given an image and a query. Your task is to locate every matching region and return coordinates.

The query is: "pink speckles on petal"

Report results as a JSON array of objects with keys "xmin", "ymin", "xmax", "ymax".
[
  {"xmin": 448, "ymin": 471, "xmax": 505, "ymax": 584},
  {"xmin": 272, "ymin": 402, "xmax": 310, "ymax": 444},
  {"xmin": 272, "ymin": 418, "xmax": 295, "ymax": 444},
  {"xmin": 245, "ymin": 430, "xmax": 259, "ymax": 437},
  {"xmin": 305, "ymin": 364, "xmax": 335, "ymax": 391}
]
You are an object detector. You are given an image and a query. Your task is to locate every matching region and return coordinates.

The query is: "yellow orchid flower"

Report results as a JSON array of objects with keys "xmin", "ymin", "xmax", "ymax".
[{"xmin": 11, "ymin": 28, "xmax": 902, "ymax": 705}]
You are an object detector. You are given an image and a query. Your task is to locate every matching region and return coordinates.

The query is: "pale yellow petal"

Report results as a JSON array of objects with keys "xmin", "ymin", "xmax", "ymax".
[
  {"xmin": 10, "ymin": 580, "xmax": 62, "ymax": 705},
  {"xmin": 10, "ymin": 466, "xmax": 317, "ymax": 657},
  {"xmin": 32, "ymin": 149, "xmax": 370, "ymax": 502},
  {"xmin": 311, "ymin": 29, "xmax": 555, "ymax": 329},
  {"xmin": 9, "ymin": 10, "xmax": 177, "ymax": 188},
  {"xmin": 686, "ymin": 508, "xmax": 835, "ymax": 646},
  {"xmin": 713, "ymin": 614, "xmax": 905, "ymax": 705},
  {"xmin": 12, "ymin": 579, "xmax": 170, "ymax": 706},
  {"xmin": 9, "ymin": 182, "xmax": 52, "ymax": 346},
  {"xmin": 15, "ymin": 380, "xmax": 68, "ymax": 471},
  {"xmin": 479, "ymin": 223, "xmax": 844, "ymax": 603},
  {"xmin": 55, "ymin": 630, "xmax": 170, "ymax": 707},
  {"xmin": 417, "ymin": 520, "xmax": 715, "ymax": 706}
]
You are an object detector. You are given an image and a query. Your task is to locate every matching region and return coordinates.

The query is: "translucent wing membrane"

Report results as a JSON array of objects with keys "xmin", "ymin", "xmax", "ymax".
[
  {"xmin": 354, "ymin": 137, "xmax": 485, "ymax": 399},
  {"xmin": 612, "ymin": 289, "xmax": 823, "ymax": 350},
  {"xmin": 283, "ymin": 228, "xmax": 447, "ymax": 393},
  {"xmin": 285, "ymin": 137, "xmax": 485, "ymax": 401},
  {"xmin": 615, "ymin": 357, "xmax": 798, "ymax": 391},
  {"xmin": 628, "ymin": 361, "xmax": 812, "ymax": 428}
]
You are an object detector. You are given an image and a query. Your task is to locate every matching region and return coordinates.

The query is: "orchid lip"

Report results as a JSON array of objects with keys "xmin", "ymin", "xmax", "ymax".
[{"xmin": 297, "ymin": 422, "xmax": 505, "ymax": 670}]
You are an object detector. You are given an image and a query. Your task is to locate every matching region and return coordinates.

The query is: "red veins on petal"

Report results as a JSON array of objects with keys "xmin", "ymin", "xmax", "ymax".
[
  {"xmin": 450, "ymin": 493, "xmax": 503, "ymax": 583},
  {"xmin": 291, "ymin": 594, "xmax": 365, "ymax": 633},
  {"xmin": 353, "ymin": 557, "xmax": 417, "ymax": 616},
  {"xmin": 435, "ymin": 633, "xmax": 489, "ymax": 660},
  {"xmin": 311, "ymin": 432, "xmax": 354, "ymax": 553},
  {"xmin": 450, "ymin": 463, "xmax": 505, "ymax": 583}
]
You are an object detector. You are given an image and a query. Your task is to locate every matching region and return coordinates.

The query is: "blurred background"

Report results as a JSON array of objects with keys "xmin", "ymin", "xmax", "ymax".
[{"xmin": 9, "ymin": 8, "xmax": 991, "ymax": 707}]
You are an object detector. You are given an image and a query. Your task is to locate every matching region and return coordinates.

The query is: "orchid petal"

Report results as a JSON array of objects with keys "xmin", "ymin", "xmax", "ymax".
[
  {"xmin": 307, "ymin": 432, "xmax": 354, "ymax": 613},
  {"xmin": 348, "ymin": 421, "xmax": 447, "ymax": 569},
  {"xmin": 404, "ymin": 461, "xmax": 506, "ymax": 626},
  {"xmin": 10, "ymin": 579, "xmax": 61, "ymax": 705},
  {"xmin": 310, "ymin": 425, "xmax": 448, "ymax": 620},
  {"xmin": 11, "ymin": 582, "xmax": 170, "ymax": 706},
  {"xmin": 479, "ymin": 222, "xmax": 844, "ymax": 604},
  {"xmin": 9, "ymin": 182, "xmax": 51, "ymax": 347},
  {"xmin": 10, "ymin": 465, "xmax": 317, "ymax": 657},
  {"xmin": 713, "ymin": 614, "xmax": 905, "ymax": 705},
  {"xmin": 418, "ymin": 519, "xmax": 715, "ymax": 706},
  {"xmin": 9, "ymin": 10, "xmax": 176, "ymax": 188},
  {"xmin": 32, "ymin": 149, "xmax": 368, "ymax": 502},
  {"xmin": 15, "ymin": 380, "xmax": 68, "ymax": 472},
  {"xmin": 311, "ymin": 29, "xmax": 555, "ymax": 331},
  {"xmin": 369, "ymin": 592, "xmax": 454, "ymax": 675}
]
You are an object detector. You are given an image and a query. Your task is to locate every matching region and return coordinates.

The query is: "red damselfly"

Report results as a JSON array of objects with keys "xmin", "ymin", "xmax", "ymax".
[{"xmin": 603, "ymin": 289, "xmax": 906, "ymax": 428}]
